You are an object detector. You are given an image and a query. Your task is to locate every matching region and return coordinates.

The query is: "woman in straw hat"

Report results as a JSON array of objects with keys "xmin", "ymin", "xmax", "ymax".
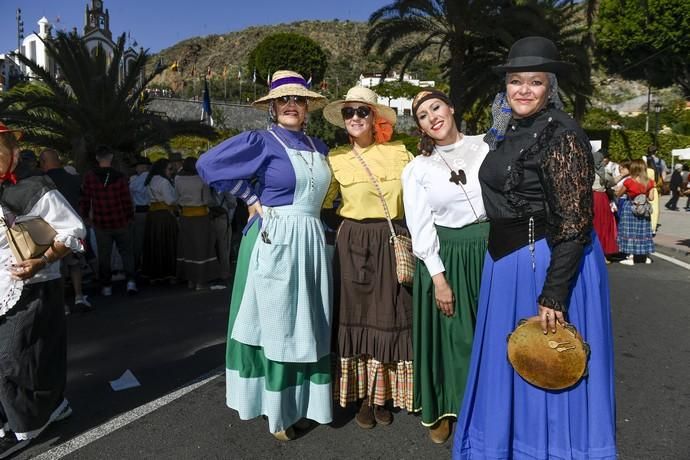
[
  {"xmin": 452, "ymin": 37, "xmax": 616, "ymax": 459},
  {"xmin": 197, "ymin": 70, "xmax": 332, "ymax": 440},
  {"xmin": 0, "ymin": 122, "xmax": 83, "ymax": 457},
  {"xmin": 401, "ymin": 89, "xmax": 489, "ymax": 444},
  {"xmin": 322, "ymin": 86, "xmax": 414, "ymax": 429}
]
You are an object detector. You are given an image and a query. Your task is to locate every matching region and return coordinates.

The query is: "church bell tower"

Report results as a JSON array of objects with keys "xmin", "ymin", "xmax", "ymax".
[{"xmin": 84, "ymin": 0, "xmax": 112, "ymax": 39}]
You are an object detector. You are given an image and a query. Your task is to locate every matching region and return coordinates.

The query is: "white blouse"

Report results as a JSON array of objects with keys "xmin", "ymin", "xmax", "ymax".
[
  {"xmin": 0, "ymin": 189, "xmax": 85, "ymax": 315},
  {"xmin": 174, "ymin": 175, "xmax": 212, "ymax": 207},
  {"xmin": 148, "ymin": 175, "xmax": 178, "ymax": 205},
  {"xmin": 402, "ymin": 134, "xmax": 489, "ymax": 277}
]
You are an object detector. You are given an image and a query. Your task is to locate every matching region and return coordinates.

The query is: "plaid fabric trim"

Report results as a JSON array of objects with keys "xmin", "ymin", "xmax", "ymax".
[{"xmin": 334, "ymin": 355, "xmax": 414, "ymax": 411}]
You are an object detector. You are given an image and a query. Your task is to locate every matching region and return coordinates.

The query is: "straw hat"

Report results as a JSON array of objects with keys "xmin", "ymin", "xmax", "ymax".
[
  {"xmin": 252, "ymin": 70, "xmax": 327, "ymax": 112},
  {"xmin": 323, "ymin": 86, "xmax": 397, "ymax": 129},
  {"xmin": 0, "ymin": 122, "xmax": 23, "ymax": 140}
]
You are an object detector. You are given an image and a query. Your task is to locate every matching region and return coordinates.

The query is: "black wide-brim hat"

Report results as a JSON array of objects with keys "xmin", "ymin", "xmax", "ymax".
[{"xmin": 493, "ymin": 36, "xmax": 572, "ymax": 74}]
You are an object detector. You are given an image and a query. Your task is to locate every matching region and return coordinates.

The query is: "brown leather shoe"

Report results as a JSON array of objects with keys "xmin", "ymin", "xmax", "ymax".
[
  {"xmin": 272, "ymin": 426, "xmax": 295, "ymax": 441},
  {"xmin": 429, "ymin": 418, "xmax": 451, "ymax": 444},
  {"xmin": 374, "ymin": 405, "xmax": 393, "ymax": 426},
  {"xmin": 356, "ymin": 402, "xmax": 376, "ymax": 429}
]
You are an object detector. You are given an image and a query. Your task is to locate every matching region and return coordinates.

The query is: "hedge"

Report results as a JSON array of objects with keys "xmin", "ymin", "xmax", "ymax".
[{"xmin": 586, "ymin": 129, "xmax": 690, "ymax": 163}]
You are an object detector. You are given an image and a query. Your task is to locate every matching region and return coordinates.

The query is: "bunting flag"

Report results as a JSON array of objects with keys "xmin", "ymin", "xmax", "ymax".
[
  {"xmin": 238, "ymin": 68, "xmax": 242, "ymax": 80},
  {"xmin": 222, "ymin": 65, "xmax": 228, "ymax": 78},
  {"xmin": 169, "ymin": 60, "xmax": 178, "ymax": 72},
  {"xmin": 207, "ymin": 66, "xmax": 212, "ymax": 78},
  {"xmin": 267, "ymin": 70, "xmax": 271, "ymax": 85},
  {"xmin": 201, "ymin": 78, "xmax": 214, "ymax": 127},
  {"xmin": 252, "ymin": 68, "xmax": 256, "ymax": 83},
  {"xmin": 306, "ymin": 74, "xmax": 312, "ymax": 88},
  {"xmin": 191, "ymin": 64, "xmax": 196, "ymax": 77}
]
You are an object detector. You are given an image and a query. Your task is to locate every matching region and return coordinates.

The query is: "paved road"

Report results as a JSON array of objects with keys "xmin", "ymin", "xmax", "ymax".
[{"xmin": 13, "ymin": 253, "xmax": 690, "ymax": 459}]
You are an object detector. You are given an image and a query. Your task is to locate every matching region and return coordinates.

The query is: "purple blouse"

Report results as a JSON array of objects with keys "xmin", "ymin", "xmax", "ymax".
[{"xmin": 197, "ymin": 125, "xmax": 329, "ymax": 207}]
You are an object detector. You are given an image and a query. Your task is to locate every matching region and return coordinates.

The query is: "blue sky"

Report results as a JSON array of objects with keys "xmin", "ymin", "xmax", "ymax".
[{"xmin": 2, "ymin": 0, "xmax": 392, "ymax": 54}]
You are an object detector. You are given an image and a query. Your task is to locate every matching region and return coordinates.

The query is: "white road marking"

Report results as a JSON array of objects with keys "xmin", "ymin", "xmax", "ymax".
[
  {"xmin": 651, "ymin": 252, "xmax": 690, "ymax": 271},
  {"xmin": 34, "ymin": 368, "xmax": 223, "ymax": 460}
]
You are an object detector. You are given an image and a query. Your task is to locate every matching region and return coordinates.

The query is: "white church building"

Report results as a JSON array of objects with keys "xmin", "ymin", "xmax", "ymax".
[{"xmin": 3, "ymin": 0, "xmax": 141, "ymax": 91}]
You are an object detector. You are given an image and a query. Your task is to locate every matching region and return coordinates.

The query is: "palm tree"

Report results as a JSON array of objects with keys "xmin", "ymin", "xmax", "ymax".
[
  {"xmin": 0, "ymin": 31, "xmax": 211, "ymax": 171},
  {"xmin": 365, "ymin": 0, "xmax": 594, "ymax": 130}
]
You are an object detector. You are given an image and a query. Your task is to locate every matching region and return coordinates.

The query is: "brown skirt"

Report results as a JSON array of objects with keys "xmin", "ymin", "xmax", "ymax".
[{"xmin": 334, "ymin": 218, "xmax": 413, "ymax": 363}]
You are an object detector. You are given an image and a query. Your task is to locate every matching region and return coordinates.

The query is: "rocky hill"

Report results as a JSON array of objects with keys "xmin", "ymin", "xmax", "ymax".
[
  {"xmin": 150, "ymin": 20, "xmax": 440, "ymax": 95},
  {"xmin": 150, "ymin": 20, "xmax": 683, "ymax": 114}
]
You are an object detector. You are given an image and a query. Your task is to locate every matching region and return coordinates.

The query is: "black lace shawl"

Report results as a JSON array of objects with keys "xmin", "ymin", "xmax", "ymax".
[{"xmin": 479, "ymin": 107, "xmax": 594, "ymax": 312}]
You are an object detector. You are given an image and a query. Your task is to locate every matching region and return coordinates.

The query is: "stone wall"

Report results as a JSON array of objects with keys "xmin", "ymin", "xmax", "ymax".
[{"xmin": 147, "ymin": 97, "xmax": 418, "ymax": 133}]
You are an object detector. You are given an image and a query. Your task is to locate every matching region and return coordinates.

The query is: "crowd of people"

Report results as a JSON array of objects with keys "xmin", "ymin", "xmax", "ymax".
[
  {"xmin": 589, "ymin": 146, "xmax": 688, "ymax": 267},
  {"xmin": 3, "ymin": 34, "xmax": 686, "ymax": 458}
]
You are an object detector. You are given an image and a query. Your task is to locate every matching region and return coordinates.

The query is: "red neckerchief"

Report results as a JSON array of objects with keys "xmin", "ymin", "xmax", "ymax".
[{"xmin": 0, "ymin": 155, "xmax": 17, "ymax": 185}]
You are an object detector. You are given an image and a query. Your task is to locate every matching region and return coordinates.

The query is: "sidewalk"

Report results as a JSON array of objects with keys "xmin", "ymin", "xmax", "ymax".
[{"xmin": 653, "ymin": 194, "xmax": 690, "ymax": 256}]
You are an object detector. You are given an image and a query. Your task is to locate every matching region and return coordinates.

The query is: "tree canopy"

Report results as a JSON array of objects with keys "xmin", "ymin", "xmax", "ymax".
[
  {"xmin": 595, "ymin": 0, "xmax": 690, "ymax": 95},
  {"xmin": 365, "ymin": 0, "xmax": 594, "ymax": 132},
  {"xmin": 247, "ymin": 33, "xmax": 329, "ymax": 86}
]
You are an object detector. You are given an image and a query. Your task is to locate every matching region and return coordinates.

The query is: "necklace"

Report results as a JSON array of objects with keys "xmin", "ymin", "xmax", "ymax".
[
  {"xmin": 434, "ymin": 147, "xmax": 480, "ymax": 222},
  {"xmin": 295, "ymin": 150, "xmax": 315, "ymax": 192}
]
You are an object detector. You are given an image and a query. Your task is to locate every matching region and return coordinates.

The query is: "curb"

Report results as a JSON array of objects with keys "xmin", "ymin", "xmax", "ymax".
[{"xmin": 653, "ymin": 242, "xmax": 690, "ymax": 259}]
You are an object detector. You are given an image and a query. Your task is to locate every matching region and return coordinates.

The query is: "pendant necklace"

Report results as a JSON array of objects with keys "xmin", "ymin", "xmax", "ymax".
[
  {"xmin": 270, "ymin": 127, "xmax": 316, "ymax": 192},
  {"xmin": 295, "ymin": 150, "xmax": 316, "ymax": 192},
  {"xmin": 435, "ymin": 146, "xmax": 480, "ymax": 222}
]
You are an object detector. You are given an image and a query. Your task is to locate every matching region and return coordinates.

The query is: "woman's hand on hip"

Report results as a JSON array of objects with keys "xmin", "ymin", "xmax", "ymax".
[
  {"xmin": 538, "ymin": 304, "xmax": 565, "ymax": 334},
  {"xmin": 432, "ymin": 273, "xmax": 455, "ymax": 317},
  {"xmin": 247, "ymin": 200, "xmax": 263, "ymax": 220}
]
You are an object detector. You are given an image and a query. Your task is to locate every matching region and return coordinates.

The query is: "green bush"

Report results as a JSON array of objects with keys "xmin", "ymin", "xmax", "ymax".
[{"xmin": 604, "ymin": 129, "xmax": 690, "ymax": 163}]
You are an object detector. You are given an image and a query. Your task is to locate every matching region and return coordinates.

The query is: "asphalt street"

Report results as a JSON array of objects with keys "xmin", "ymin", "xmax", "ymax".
[{"xmin": 12, "ymin": 252, "xmax": 690, "ymax": 459}]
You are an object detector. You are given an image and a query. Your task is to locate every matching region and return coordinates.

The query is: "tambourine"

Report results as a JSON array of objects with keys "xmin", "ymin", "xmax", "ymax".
[{"xmin": 507, "ymin": 317, "xmax": 590, "ymax": 390}]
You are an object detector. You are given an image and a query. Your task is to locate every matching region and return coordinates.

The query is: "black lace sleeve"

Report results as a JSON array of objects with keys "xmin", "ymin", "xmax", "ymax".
[{"xmin": 537, "ymin": 130, "xmax": 594, "ymax": 312}]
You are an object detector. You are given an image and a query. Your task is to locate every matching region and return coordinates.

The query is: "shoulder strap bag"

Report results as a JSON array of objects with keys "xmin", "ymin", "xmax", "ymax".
[{"xmin": 350, "ymin": 149, "xmax": 415, "ymax": 286}]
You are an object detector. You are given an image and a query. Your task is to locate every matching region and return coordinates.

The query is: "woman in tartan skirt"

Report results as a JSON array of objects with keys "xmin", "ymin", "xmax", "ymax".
[
  {"xmin": 402, "ymin": 90, "xmax": 489, "ymax": 444},
  {"xmin": 322, "ymin": 86, "xmax": 414, "ymax": 429},
  {"xmin": 617, "ymin": 158, "xmax": 655, "ymax": 265}
]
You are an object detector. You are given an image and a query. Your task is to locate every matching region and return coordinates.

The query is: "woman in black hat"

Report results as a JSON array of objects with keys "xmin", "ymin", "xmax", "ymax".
[{"xmin": 452, "ymin": 37, "xmax": 616, "ymax": 459}]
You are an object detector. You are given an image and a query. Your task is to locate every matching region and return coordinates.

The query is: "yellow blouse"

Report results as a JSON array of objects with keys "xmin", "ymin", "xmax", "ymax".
[{"xmin": 323, "ymin": 141, "xmax": 414, "ymax": 220}]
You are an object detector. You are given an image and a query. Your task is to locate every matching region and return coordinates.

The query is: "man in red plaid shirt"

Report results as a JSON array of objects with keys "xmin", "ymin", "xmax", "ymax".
[{"xmin": 79, "ymin": 146, "xmax": 137, "ymax": 296}]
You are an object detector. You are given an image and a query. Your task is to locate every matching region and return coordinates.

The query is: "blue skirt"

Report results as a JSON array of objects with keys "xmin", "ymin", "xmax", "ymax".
[{"xmin": 453, "ymin": 237, "xmax": 617, "ymax": 460}]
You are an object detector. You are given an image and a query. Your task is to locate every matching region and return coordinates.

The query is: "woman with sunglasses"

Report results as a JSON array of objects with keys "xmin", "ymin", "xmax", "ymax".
[
  {"xmin": 400, "ymin": 90, "xmax": 490, "ymax": 443},
  {"xmin": 322, "ymin": 86, "xmax": 414, "ymax": 429},
  {"xmin": 197, "ymin": 71, "xmax": 333, "ymax": 441}
]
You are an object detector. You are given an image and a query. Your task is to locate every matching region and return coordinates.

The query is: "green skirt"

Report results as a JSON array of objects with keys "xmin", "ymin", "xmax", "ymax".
[
  {"xmin": 412, "ymin": 222, "xmax": 488, "ymax": 426},
  {"xmin": 225, "ymin": 219, "xmax": 332, "ymax": 433}
]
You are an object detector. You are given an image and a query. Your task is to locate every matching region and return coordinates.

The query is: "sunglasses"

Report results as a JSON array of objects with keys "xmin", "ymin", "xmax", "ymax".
[
  {"xmin": 276, "ymin": 95, "xmax": 308, "ymax": 106},
  {"xmin": 341, "ymin": 106, "xmax": 372, "ymax": 120}
]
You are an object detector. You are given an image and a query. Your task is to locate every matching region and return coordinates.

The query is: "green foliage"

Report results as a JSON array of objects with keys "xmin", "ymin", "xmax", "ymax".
[
  {"xmin": 582, "ymin": 107, "xmax": 624, "ymax": 130},
  {"xmin": 595, "ymin": 0, "xmax": 690, "ymax": 95},
  {"xmin": 372, "ymin": 81, "xmax": 420, "ymax": 99},
  {"xmin": 365, "ymin": 0, "xmax": 593, "ymax": 128},
  {"xmin": 603, "ymin": 129, "xmax": 690, "ymax": 163},
  {"xmin": 0, "ymin": 31, "xmax": 214, "ymax": 172},
  {"xmin": 247, "ymin": 33, "xmax": 329, "ymax": 85},
  {"xmin": 392, "ymin": 132, "xmax": 419, "ymax": 156},
  {"xmin": 305, "ymin": 111, "xmax": 348, "ymax": 149}
]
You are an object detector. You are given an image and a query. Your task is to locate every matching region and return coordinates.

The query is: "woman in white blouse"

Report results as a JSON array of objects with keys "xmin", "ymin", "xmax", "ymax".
[
  {"xmin": 401, "ymin": 90, "xmax": 489, "ymax": 444},
  {"xmin": 0, "ymin": 123, "xmax": 84, "ymax": 456},
  {"xmin": 143, "ymin": 158, "xmax": 178, "ymax": 283}
]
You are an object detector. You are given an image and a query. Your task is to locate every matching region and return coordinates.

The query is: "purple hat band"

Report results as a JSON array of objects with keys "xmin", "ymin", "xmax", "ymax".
[{"xmin": 270, "ymin": 76, "xmax": 307, "ymax": 91}]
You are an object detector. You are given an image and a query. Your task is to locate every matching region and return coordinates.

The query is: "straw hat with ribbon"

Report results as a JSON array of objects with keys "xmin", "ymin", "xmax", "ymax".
[
  {"xmin": 323, "ymin": 86, "xmax": 397, "ymax": 129},
  {"xmin": 0, "ymin": 122, "xmax": 23, "ymax": 141},
  {"xmin": 252, "ymin": 70, "xmax": 327, "ymax": 112}
]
